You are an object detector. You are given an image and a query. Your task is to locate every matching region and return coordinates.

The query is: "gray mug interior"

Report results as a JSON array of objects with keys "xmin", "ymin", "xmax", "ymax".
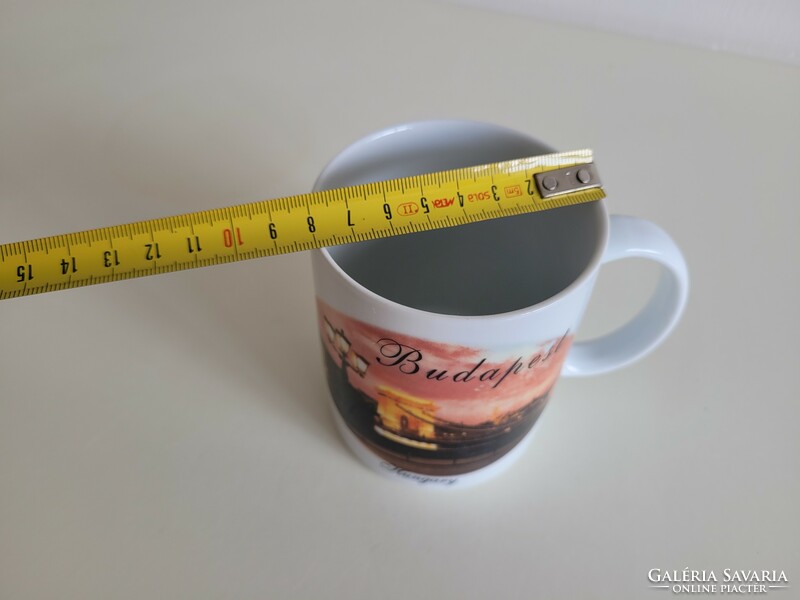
[{"xmin": 320, "ymin": 122, "xmax": 604, "ymax": 316}]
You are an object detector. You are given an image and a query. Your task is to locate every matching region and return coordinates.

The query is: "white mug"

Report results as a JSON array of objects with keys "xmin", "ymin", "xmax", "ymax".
[{"xmin": 311, "ymin": 121, "xmax": 688, "ymax": 487}]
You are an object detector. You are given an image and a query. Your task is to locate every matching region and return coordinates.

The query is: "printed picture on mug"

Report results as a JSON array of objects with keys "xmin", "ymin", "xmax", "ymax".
[{"xmin": 318, "ymin": 300, "xmax": 572, "ymax": 476}]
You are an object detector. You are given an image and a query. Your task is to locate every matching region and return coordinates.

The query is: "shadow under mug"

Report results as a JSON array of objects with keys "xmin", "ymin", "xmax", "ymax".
[{"xmin": 310, "ymin": 120, "xmax": 688, "ymax": 487}]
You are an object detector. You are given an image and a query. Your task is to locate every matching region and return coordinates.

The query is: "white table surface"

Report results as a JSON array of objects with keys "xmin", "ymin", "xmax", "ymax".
[{"xmin": 1, "ymin": 1, "xmax": 798, "ymax": 598}]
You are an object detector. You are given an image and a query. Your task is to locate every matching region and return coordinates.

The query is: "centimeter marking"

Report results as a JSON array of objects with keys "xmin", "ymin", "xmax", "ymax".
[{"xmin": 0, "ymin": 150, "xmax": 605, "ymax": 300}]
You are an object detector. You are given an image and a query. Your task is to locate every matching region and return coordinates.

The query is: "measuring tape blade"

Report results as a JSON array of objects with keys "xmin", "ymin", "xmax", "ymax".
[{"xmin": 0, "ymin": 150, "xmax": 604, "ymax": 300}]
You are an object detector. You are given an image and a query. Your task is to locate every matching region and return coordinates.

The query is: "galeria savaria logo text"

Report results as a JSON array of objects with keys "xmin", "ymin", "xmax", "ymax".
[{"xmin": 649, "ymin": 569, "xmax": 789, "ymax": 594}]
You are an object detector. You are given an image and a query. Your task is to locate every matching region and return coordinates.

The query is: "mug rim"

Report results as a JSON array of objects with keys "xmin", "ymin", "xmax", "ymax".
[{"xmin": 315, "ymin": 119, "xmax": 609, "ymax": 321}]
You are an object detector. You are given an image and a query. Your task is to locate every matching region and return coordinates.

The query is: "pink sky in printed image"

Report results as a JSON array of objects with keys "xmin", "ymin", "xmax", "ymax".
[{"xmin": 318, "ymin": 301, "xmax": 572, "ymax": 426}]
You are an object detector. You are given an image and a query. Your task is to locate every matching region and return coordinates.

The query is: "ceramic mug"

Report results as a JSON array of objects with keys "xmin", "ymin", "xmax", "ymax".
[{"xmin": 310, "ymin": 121, "xmax": 688, "ymax": 487}]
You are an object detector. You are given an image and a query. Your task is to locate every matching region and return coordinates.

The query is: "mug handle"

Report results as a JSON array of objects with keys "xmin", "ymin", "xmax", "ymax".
[{"xmin": 562, "ymin": 215, "xmax": 689, "ymax": 377}]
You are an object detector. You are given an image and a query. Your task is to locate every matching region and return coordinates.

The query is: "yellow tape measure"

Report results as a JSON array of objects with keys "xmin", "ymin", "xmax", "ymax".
[{"xmin": 0, "ymin": 150, "xmax": 604, "ymax": 300}]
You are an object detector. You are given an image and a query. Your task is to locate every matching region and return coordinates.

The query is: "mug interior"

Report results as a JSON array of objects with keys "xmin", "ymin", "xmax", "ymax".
[{"xmin": 318, "ymin": 121, "xmax": 605, "ymax": 316}]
